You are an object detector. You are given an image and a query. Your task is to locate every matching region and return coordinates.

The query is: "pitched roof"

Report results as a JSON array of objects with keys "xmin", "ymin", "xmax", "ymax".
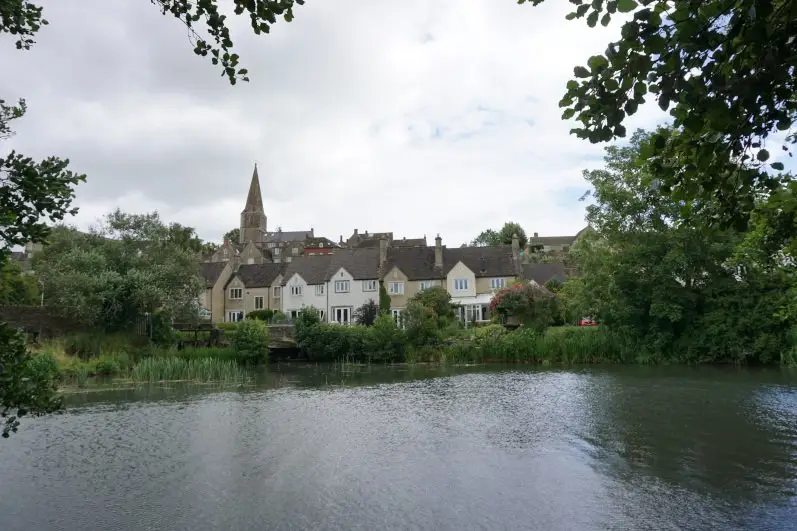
[
  {"xmin": 263, "ymin": 230, "xmax": 313, "ymax": 243},
  {"xmin": 305, "ymin": 236, "xmax": 337, "ymax": 248},
  {"xmin": 383, "ymin": 246, "xmax": 440, "ymax": 280},
  {"xmin": 522, "ymin": 263, "xmax": 566, "ymax": 285},
  {"xmin": 329, "ymin": 248, "xmax": 380, "ymax": 279},
  {"xmin": 243, "ymin": 164, "xmax": 264, "ymax": 213},
  {"xmin": 393, "ymin": 236, "xmax": 427, "ymax": 248},
  {"xmin": 234, "ymin": 263, "xmax": 285, "ymax": 288},
  {"xmin": 282, "ymin": 254, "xmax": 333, "ymax": 285},
  {"xmin": 199, "ymin": 262, "xmax": 227, "ymax": 287},
  {"xmin": 281, "ymin": 248, "xmax": 381, "ymax": 285},
  {"xmin": 444, "ymin": 246, "xmax": 518, "ymax": 277}
]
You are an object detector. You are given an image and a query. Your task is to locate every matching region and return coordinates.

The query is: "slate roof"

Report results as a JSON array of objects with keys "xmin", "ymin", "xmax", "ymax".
[
  {"xmin": 233, "ymin": 263, "xmax": 285, "ymax": 288},
  {"xmin": 531, "ymin": 235, "xmax": 578, "ymax": 247},
  {"xmin": 522, "ymin": 263, "xmax": 566, "ymax": 285},
  {"xmin": 282, "ymin": 254, "xmax": 333, "ymax": 285},
  {"xmin": 199, "ymin": 262, "xmax": 228, "ymax": 287},
  {"xmin": 305, "ymin": 237, "xmax": 337, "ymax": 248},
  {"xmin": 444, "ymin": 246, "xmax": 519, "ymax": 278},
  {"xmin": 281, "ymin": 248, "xmax": 381, "ymax": 285},
  {"xmin": 393, "ymin": 236, "xmax": 427, "ymax": 248},
  {"xmin": 383, "ymin": 246, "xmax": 441, "ymax": 280},
  {"xmin": 263, "ymin": 230, "xmax": 313, "ymax": 243}
]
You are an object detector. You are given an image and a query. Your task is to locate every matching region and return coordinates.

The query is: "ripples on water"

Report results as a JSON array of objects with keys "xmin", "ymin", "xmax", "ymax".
[{"xmin": 1, "ymin": 365, "xmax": 796, "ymax": 531}]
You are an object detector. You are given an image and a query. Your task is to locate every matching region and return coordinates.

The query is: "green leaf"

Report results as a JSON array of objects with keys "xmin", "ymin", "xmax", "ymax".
[
  {"xmin": 587, "ymin": 11, "xmax": 598, "ymax": 27},
  {"xmin": 587, "ymin": 55, "xmax": 608, "ymax": 70},
  {"xmin": 617, "ymin": 0, "xmax": 638, "ymax": 13},
  {"xmin": 601, "ymin": 13, "xmax": 611, "ymax": 26},
  {"xmin": 771, "ymin": 162, "xmax": 784, "ymax": 171},
  {"xmin": 574, "ymin": 66, "xmax": 591, "ymax": 78},
  {"xmin": 566, "ymin": 80, "xmax": 579, "ymax": 90},
  {"xmin": 757, "ymin": 149, "xmax": 770, "ymax": 162},
  {"xmin": 658, "ymin": 94, "xmax": 670, "ymax": 111},
  {"xmin": 562, "ymin": 108, "xmax": 577, "ymax": 119}
]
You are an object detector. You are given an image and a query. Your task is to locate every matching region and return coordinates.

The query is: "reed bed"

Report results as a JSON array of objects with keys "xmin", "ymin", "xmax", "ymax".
[{"xmin": 131, "ymin": 357, "xmax": 248, "ymax": 383}]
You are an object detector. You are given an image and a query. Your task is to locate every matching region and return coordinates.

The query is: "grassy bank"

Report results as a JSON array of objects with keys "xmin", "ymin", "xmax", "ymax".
[{"xmin": 30, "ymin": 322, "xmax": 270, "ymax": 385}]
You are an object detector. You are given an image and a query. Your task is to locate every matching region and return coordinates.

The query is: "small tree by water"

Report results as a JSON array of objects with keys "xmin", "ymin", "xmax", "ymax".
[{"xmin": 231, "ymin": 319, "xmax": 270, "ymax": 364}]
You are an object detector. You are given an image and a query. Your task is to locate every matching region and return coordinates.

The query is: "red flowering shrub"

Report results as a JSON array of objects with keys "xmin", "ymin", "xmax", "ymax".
[{"xmin": 489, "ymin": 282, "xmax": 554, "ymax": 332}]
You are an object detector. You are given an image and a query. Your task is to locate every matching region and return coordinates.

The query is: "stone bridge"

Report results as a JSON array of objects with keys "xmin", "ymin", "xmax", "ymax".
[{"xmin": 267, "ymin": 324, "xmax": 296, "ymax": 347}]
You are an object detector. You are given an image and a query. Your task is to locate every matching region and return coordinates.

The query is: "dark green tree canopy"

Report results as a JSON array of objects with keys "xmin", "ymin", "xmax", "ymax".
[
  {"xmin": 521, "ymin": 0, "xmax": 797, "ymax": 226},
  {"xmin": 472, "ymin": 222, "xmax": 528, "ymax": 249}
]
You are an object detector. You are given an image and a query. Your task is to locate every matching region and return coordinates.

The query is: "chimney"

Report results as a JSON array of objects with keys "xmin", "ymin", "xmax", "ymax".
[
  {"xmin": 354, "ymin": 228, "xmax": 358, "ymax": 235},
  {"xmin": 533, "ymin": 232, "xmax": 539, "ymax": 238},
  {"xmin": 511, "ymin": 234, "xmax": 521, "ymax": 275},
  {"xmin": 434, "ymin": 234, "xmax": 443, "ymax": 269},
  {"xmin": 311, "ymin": 227, "xmax": 314, "ymax": 236},
  {"xmin": 379, "ymin": 236, "xmax": 388, "ymax": 268},
  {"xmin": 223, "ymin": 238, "xmax": 230, "ymax": 247}
]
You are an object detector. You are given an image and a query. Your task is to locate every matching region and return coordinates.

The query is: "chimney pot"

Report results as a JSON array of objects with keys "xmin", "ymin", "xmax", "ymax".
[
  {"xmin": 534, "ymin": 232, "xmax": 539, "ymax": 238},
  {"xmin": 434, "ymin": 234, "xmax": 443, "ymax": 269}
]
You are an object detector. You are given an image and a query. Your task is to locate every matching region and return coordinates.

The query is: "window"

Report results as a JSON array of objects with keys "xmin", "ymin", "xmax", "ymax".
[
  {"xmin": 391, "ymin": 308, "xmax": 403, "ymax": 327},
  {"xmin": 254, "ymin": 296, "xmax": 264, "ymax": 310},
  {"xmin": 227, "ymin": 311, "xmax": 244, "ymax": 322},
  {"xmin": 419, "ymin": 280, "xmax": 437, "ymax": 291},
  {"xmin": 388, "ymin": 281, "xmax": 404, "ymax": 295},
  {"xmin": 289, "ymin": 310, "xmax": 300, "ymax": 319},
  {"xmin": 335, "ymin": 280, "xmax": 350, "ymax": 293},
  {"xmin": 490, "ymin": 278, "xmax": 505, "ymax": 289},
  {"xmin": 292, "ymin": 247, "xmax": 299, "ymax": 256},
  {"xmin": 229, "ymin": 288, "xmax": 243, "ymax": 299},
  {"xmin": 333, "ymin": 307, "xmax": 351, "ymax": 324},
  {"xmin": 454, "ymin": 278, "xmax": 469, "ymax": 291},
  {"xmin": 285, "ymin": 257, "xmax": 292, "ymax": 263},
  {"xmin": 274, "ymin": 247, "xmax": 281, "ymax": 255},
  {"xmin": 247, "ymin": 258, "xmax": 255, "ymax": 265},
  {"xmin": 290, "ymin": 285, "xmax": 303, "ymax": 296},
  {"xmin": 363, "ymin": 280, "xmax": 378, "ymax": 291},
  {"xmin": 268, "ymin": 243, "xmax": 276, "ymax": 249},
  {"xmin": 316, "ymin": 285, "xmax": 325, "ymax": 296},
  {"xmin": 273, "ymin": 286, "xmax": 281, "ymax": 297}
]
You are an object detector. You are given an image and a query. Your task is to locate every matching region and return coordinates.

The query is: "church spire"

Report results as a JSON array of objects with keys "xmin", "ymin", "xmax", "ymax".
[{"xmin": 244, "ymin": 163, "xmax": 264, "ymax": 213}]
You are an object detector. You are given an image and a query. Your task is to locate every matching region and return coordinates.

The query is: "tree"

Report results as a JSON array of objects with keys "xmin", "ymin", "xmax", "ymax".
[
  {"xmin": 523, "ymin": 0, "xmax": 796, "ymax": 230},
  {"xmin": 573, "ymin": 129, "xmax": 794, "ymax": 364},
  {"xmin": 488, "ymin": 281, "xmax": 555, "ymax": 332},
  {"xmin": 32, "ymin": 211, "xmax": 204, "ymax": 330},
  {"xmin": 353, "ymin": 300, "xmax": 379, "ymax": 326},
  {"xmin": 1, "ymin": 322, "xmax": 61, "ymax": 438},
  {"xmin": 408, "ymin": 286, "xmax": 458, "ymax": 328},
  {"xmin": 0, "ymin": 258, "xmax": 38, "ymax": 305},
  {"xmin": 471, "ymin": 222, "xmax": 528, "ymax": 248},
  {"xmin": 223, "ymin": 228, "xmax": 240, "ymax": 245}
]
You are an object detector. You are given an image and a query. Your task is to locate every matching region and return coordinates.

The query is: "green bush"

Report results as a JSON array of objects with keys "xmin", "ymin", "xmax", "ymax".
[
  {"xmin": 366, "ymin": 314, "xmax": 405, "ymax": 362},
  {"xmin": 246, "ymin": 309, "xmax": 274, "ymax": 321},
  {"xmin": 231, "ymin": 319, "xmax": 270, "ymax": 364}
]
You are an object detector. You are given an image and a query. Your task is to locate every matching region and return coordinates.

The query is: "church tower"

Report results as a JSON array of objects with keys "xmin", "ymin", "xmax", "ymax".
[{"xmin": 239, "ymin": 164, "xmax": 267, "ymax": 245}]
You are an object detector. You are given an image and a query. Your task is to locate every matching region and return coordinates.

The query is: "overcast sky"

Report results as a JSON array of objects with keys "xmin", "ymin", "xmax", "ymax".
[{"xmin": 2, "ymin": 0, "xmax": 671, "ymax": 247}]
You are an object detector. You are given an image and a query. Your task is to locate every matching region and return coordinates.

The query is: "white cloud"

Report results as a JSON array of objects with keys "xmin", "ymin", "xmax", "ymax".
[{"xmin": 1, "ymin": 0, "xmax": 668, "ymax": 247}]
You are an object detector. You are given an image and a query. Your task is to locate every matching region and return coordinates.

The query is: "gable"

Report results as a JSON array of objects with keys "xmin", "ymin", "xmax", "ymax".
[
  {"xmin": 384, "ymin": 266, "xmax": 408, "ymax": 281},
  {"xmin": 446, "ymin": 261, "xmax": 475, "ymax": 279},
  {"xmin": 330, "ymin": 267, "xmax": 353, "ymax": 281}
]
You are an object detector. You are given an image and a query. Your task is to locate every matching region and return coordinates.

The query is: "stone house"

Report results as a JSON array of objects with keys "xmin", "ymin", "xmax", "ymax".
[{"xmin": 221, "ymin": 263, "xmax": 284, "ymax": 322}]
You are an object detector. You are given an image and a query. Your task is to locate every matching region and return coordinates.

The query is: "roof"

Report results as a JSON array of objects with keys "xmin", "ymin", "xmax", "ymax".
[
  {"xmin": 393, "ymin": 237, "xmax": 427, "ymax": 248},
  {"xmin": 233, "ymin": 263, "xmax": 285, "ymax": 288},
  {"xmin": 305, "ymin": 237, "xmax": 337, "ymax": 248},
  {"xmin": 263, "ymin": 230, "xmax": 313, "ymax": 243},
  {"xmin": 444, "ymin": 246, "xmax": 519, "ymax": 278},
  {"xmin": 383, "ymin": 246, "xmax": 441, "ymax": 280},
  {"xmin": 522, "ymin": 263, "xmax": 566, "ymax": 285},
  {"xmin": 282, "ymin": 248, "xmax": 381, "ymax": 284},
  {"xmin": 329, "ymin": 248, "xmax": 380, "ymax": 279},
  {"xmin": 199, "ymin": 262, "xmax": 227, "ymax": 287},
  {"xmin": 282, "ymin": 254, "xmax": 333, "ymax": 285},
  {"xmin": 243, "ymin": 164, "xmax": 264, "ymax": 213},
  {"xmin": 531, "ymin": 235, "xmax": 578, "ymax": 246}
]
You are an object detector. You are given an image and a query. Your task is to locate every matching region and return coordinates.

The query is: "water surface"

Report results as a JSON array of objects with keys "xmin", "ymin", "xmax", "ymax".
[{"xmin": 2, "ymin": 364, "xmax": 796, "ymax": 530}]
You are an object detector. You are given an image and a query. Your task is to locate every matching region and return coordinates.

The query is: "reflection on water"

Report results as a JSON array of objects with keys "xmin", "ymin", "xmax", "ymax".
[{"xmin": 1, "ymin": 364, "xmax": 796, "ymax": 530}]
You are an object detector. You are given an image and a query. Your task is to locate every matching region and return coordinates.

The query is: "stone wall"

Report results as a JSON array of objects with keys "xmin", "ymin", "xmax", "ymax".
[{"xmin": 0, "ymin": 305, "xmax": 84, "ymax": 338}]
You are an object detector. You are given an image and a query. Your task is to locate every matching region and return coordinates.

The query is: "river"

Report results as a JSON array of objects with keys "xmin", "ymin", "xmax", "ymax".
[{"xmin": 1, "ymin": 364, "xmax": 796, "ymax": 530}]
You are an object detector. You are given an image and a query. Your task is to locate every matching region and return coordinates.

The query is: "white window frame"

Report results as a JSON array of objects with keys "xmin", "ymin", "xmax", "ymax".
[
  {"xmin": 316, "ymin": 284, "xmax": 325, "ymax": 296},
  {"xmin": 227, "ymin": 311, "xmax": 244, "ymax": 322},
  {"xmin": 363, "ymin": 280, "xmax": 378, "ymax": 291},
  {"xmin": 454, "ymin": 278, "xmax": 469, "ymax": 291},
  {"xmin": 419, "ymin": 280, "xmax": 437, "ymax": 291},
  {"xmin": 274, "ymin": 247, "xmax": 281, "ymax": 255},
  {"xmin": 229, "ymin": 288, "xmax": 243, "ymax": 300},
  {"xmin": 388, "ymin": 281, "xmax": 404, "ymax": 295},
  {"xmin": 290, "ymin": 285, "xmax": 303, "ymax": 296},
  {"xmin": 332, "ymin": 306, "xmax": 352, "ymax": 324},
  {"xmin": 391, "ymin": 308, "xmax": 403, "ymax": 327},
  {"xmin": 490, "ymin": 278, "xmax": 505, "ymax": 290},
  {"xmin": 292, "ymin": 247, "xmax": 299, "ymax": 256},
  {"xmin": 334, "ymin": 280, "xmax": 350, "ymax": 293},
  {"xmin": 273, "ymin": 286, "xmax": 281, "ymax": 297},
  {"xmin": 254, "ymin": 296, "xmax": 264, "ymax": 310}
]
